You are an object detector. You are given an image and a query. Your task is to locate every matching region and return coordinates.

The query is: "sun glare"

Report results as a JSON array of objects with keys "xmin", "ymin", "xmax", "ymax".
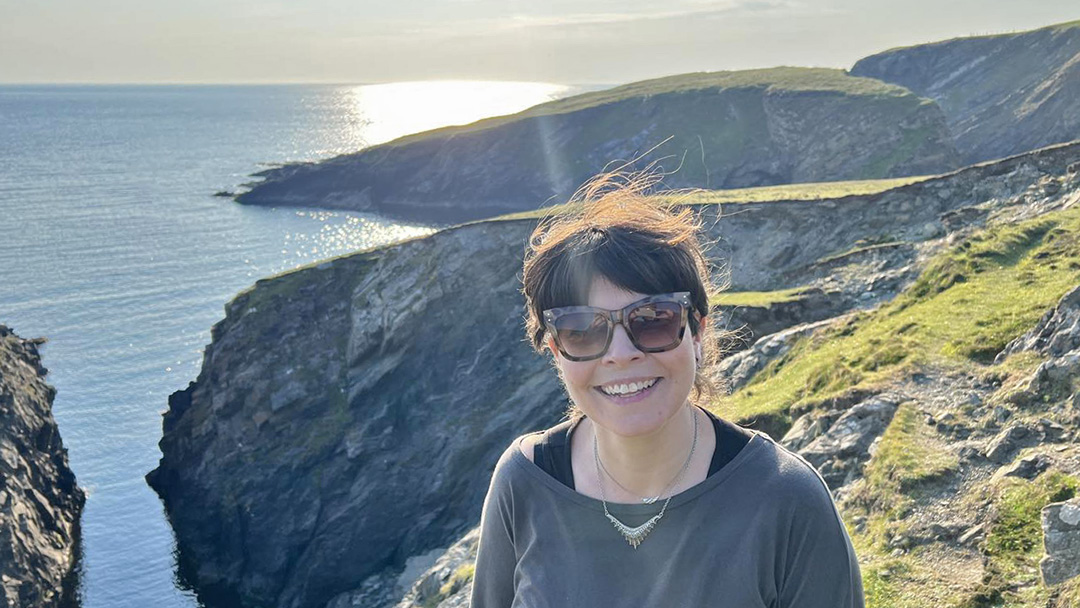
[{"xmin": 348, "ymin": 80, "xmax": 572, "ymax": 147}]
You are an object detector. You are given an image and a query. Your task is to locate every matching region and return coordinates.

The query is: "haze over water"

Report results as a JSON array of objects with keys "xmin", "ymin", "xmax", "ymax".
[{"xmin": 0, "ymin": 81, "xmax": 579, "ymax": 608}]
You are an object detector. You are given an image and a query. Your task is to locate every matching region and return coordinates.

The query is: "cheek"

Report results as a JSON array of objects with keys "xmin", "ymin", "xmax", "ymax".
[{"xmin": 554, "ymin": 360, "xmax": 594, "ymax": 393}]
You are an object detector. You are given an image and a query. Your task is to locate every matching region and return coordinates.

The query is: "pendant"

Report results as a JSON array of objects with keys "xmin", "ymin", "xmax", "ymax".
[{"xmin": 605, "ymin": 511, "xmax": 663, "ymax": 549}]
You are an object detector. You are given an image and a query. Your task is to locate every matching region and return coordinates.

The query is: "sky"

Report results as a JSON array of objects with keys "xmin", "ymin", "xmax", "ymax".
[{"xmin": 0, "ymin": 0, "xmax": 1077, "ymax": 85}]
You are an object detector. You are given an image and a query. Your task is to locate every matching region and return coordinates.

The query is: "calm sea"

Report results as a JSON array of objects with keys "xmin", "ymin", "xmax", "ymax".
[{"xmin": 0, "ymin": 81, "xmax": 585, "ymax": 608}]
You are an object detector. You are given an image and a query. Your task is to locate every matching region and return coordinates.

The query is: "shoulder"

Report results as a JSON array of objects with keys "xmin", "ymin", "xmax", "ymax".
[
  {"xmin": 519, "ymin": 433, "xmax": 539, "ymax": 463},
  {"xmin": 743, "ymin": 433, "xmax": 841, "ymax": 518},
  {"xmin": 516, "ymin": 417, "xmax": 579, "ymax": 464},
  {"xmin": 486, "ymin": 430, "xmax": 543, "ymax": 491}
]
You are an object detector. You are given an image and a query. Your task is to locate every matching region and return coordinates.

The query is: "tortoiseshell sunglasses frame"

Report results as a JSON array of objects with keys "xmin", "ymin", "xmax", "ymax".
[{"xmin": 542, "ymin": 292, "xmax": 692, "ymax": 361}]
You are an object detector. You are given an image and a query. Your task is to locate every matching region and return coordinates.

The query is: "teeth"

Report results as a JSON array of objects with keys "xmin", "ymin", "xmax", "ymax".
[{"xmin": 600, "ymin": 378, "xmax": 658, "ymax": 396}]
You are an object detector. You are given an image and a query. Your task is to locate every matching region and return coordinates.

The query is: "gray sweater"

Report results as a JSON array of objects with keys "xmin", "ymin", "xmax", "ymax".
[{"xmin": 470, "ymin": 428, "xmax": 865, "ymax": 608}]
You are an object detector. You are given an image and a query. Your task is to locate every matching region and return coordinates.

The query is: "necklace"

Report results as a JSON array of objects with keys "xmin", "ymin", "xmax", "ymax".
[
  {"xmin": 593, "ymin": 407, "xmax": 698, "ymax": 549},
  {"xmin": 595, "ymin": 415, "xmax": 696, "ymax": 504}
]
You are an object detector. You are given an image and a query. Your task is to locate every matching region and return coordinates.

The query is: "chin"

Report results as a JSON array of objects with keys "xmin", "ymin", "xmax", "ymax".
[{"xmin": 584, "ymin": 387, "xmax": 686, "ymax": 438}]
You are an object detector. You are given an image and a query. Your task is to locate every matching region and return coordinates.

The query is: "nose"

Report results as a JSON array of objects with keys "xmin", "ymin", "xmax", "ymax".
[{"xmin": 603, "ymin": 322, "xmax": 643, "ymax": 364}]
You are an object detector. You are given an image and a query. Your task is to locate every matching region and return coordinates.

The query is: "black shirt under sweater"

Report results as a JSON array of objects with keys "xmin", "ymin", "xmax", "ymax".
[{"xmin": 531, "ymin": 406, "xmax": 753, "ymax": 489}]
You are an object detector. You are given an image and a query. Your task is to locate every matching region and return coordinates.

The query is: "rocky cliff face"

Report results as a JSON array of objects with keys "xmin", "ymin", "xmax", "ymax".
[
  {"xmin": 0, "ymin": 325, "xmax": 84, "ymax": 608},
  {"xmin": 235, "ymin": 68, "xmax": 959, "ymax": 223},
  {"xmin": 393, "ymin": 142, "xmax": 1080, "ymax": 608},
  {"xmin": 151, "ymin": 139, "xmax": 1080, "ymax": 607},
  {"xmin": 852, "ymin": 20, "xmax": 1080, "ymax": 165},
  {"xmin": 146, "ymin": 225, "xmax": 565, "ymax": 608}
]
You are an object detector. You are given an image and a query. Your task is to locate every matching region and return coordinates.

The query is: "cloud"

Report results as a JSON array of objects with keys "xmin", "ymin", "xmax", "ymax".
[{"xmin": 397, "ymin": 0, "xmax": 802, "ymax": 37}]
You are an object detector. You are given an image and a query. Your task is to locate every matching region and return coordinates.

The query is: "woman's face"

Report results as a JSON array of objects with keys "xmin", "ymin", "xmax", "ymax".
[{"xmin": 549, "ymin": 277, "xmax": 701, "ymax": 438}]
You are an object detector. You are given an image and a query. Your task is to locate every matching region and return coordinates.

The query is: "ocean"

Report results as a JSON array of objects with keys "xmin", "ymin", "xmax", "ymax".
[{"xmin": 0, "ymin": 81, "xmax": 584, "ymax": 608}]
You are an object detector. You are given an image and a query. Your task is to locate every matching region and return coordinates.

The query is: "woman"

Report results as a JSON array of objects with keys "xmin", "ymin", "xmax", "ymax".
[{"xmin": 470, "ymin": 173, "xmax": 864, "ymax": 607}]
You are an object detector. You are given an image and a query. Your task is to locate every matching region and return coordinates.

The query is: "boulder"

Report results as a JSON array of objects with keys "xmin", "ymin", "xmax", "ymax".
[
  {"xmin": 791, "ymin": 393, "xmax": 902, "ymax": 489},
  {"xmin": 996, "ymin": 285, "xmax": 1080, "ymax": 362},
  {"xmin": 718, "ymin": 315, "xmax": 848, "ymax": 393},
  {"xmin": 1041, "ymin": 498, "xmax": 1080, "ymax": 586},
  {"xmin": 1001, "ymin": 454, "xmax": 1051, "ymax": 480},
  {"xmin": 984, "ymin": 424, "xmax": 1033, "ymax": 464}
]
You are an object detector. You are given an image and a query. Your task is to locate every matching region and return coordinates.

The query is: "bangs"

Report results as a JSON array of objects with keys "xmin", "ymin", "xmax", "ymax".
[{"xmin": 536, "ymin": 227, "xmax": 701, "ymax": 312}]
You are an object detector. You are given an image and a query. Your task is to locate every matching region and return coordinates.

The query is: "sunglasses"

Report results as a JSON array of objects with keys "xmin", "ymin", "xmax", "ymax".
[{"xmin": 542, "ymin": 292, "xmax": 692, "ymax": 362}]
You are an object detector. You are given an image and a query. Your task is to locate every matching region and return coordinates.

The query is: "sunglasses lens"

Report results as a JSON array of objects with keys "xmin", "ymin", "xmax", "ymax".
[
  {"xmin": 553, "ymin": 312, "xmax": 609, "ymax": 358},
  {"xmin": 628, "ymin": 301, "xmax": 684, "ymax": 350}
]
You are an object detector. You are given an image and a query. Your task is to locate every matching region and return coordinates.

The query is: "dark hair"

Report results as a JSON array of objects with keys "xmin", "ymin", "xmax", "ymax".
[{"xmin": 521, "ymin": 170, "xmax": 731, "ymax": 418}]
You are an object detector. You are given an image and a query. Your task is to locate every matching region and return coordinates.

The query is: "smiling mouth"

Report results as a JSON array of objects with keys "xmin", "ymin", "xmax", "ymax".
[{"xmin": 596, "ymin": 377, "xmax": 660, "ymax": 397}]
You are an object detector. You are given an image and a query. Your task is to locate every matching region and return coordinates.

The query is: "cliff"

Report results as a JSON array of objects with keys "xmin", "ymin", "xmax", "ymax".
[
  {"xmin": 234, "ymin": 68, "xmax": 959, "ymax": 223},
  {"xmin": 0, "ymin": 325, "xmax": 85, "ymax": 608},
  {"xmin": 852, "ymin": 20, "xmax": 1080, "ymax": 165},
  {"xmin": 150, "ymin": 140, "xmax": 1080, "ymax": 607},
  {"xmin": 388, "ymin": 142, "xmax": 1080, "ymax": 608}
]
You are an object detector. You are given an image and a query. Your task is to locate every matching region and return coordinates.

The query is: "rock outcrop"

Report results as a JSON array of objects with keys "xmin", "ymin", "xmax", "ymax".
[
  {"xmin": 783, "ymin": 393, "xmax": 903, "ymax": 489},
  {"xmin": 0, "ymin": 325, "xmax": 84, "ymax": 608},
  {"xmin": 852, "ymin": 20, "xmax": 1080, "ymax": 165},
  {"xmin": 1041, "ymin": 498, "xmax": 1080, "ymax": 586},
  {"xmin": 149, "ymin": 139, "xmax": 1080, "ymax": 608},
  {"xmin": 235, "ymin": 68, "xmax": 959, "ymax": 223},
  {"xmin": 146, "ymin": 224, "xmax": 566, "ymax": 608}
]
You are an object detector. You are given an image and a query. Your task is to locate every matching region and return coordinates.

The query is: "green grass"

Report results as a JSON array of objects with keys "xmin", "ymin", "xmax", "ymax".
[
  {"xmin": 674, "ymin": 176, "xmax": 930, "ymax": 206},
  {"xmin": 861, "ymin": 402, "xmax": 959, "ymax": 516},
  {"xmin": 711, "ymin": 287, "xmax": 814, "ymax": 307},
  {"xmin": 422, "ymin": 563, "xmax": 476, "ymax": 607},
  {"xmin": 489, "ymin": 174, "xmax": 931, "ymax": 224},
  {"xmin": 714, "ymin": 204, "xmax": 1080, "ymax": 422},
  {"xmin": 1050, "ymin": 577, "xmax": 1080, "ymax": 608},
  {"xmin": 844, "ymin": 399, "xmax": 959, "ymax": 588},
  {"xmin": 966, "ymin": 471, "xmax": 1080, "ymax": 607},
  {"xmin": 862, "ymin": 560, "xmax": 910, "ymax": 607}
]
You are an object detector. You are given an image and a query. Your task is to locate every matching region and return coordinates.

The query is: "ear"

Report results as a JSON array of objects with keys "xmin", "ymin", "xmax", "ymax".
[{"xmin": 546, "ymin": 336, "xmax": 559, "ymax": 358}]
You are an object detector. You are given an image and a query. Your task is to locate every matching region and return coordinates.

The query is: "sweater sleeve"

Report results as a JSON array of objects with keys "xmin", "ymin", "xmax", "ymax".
[
  {"xmin": 776, "ymin": 462, "xmax": 865, "ymax": 608},
  {"xmin": 469, "ymin": 446, "xmax": 519, "ymax": 608}
]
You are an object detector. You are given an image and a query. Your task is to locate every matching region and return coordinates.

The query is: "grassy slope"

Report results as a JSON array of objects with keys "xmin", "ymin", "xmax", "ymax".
[
  {"xmin": 712, "ymin": 287, "xmax": 812, "ymax": 308},
  {"xmin": 868, "ymin": 19, "xmax": 1080, "ymax": 58},
  {"xmin": 489, "ymin": 174, "xmax": 932, "ymax": 224},
  {"xmin": 384, "ymin": 67, "xmax": 919, "ymax": 148},
  {"xmin": 713, "ymin": 204, "xmax": 1080, "ymax": 422},
  {"xmin": 703, "ymin": 203, "xmax": 1080, "ymax": 606}
]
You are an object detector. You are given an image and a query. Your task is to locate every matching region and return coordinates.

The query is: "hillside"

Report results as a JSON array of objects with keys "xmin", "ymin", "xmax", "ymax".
[
  {"xmin": 234, "ymin": 67, "xmax": 958, "ymax": 223},
  {"xmin": 393, "ymin": 143, "xmax": 1080, "ymax": 608},
  {"xmin": 150, "ymin": 140, "xmax": 1080, "ymax": 608},
  {"xmin": 852, "ymin": 20, "xmax": 1080, "ymax": 164}
]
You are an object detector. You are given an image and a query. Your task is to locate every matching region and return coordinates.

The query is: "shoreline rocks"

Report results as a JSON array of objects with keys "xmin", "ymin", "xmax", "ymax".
[{"xmin": 0, "ymin": 324, "xmax": 85, "ymax": 608}]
